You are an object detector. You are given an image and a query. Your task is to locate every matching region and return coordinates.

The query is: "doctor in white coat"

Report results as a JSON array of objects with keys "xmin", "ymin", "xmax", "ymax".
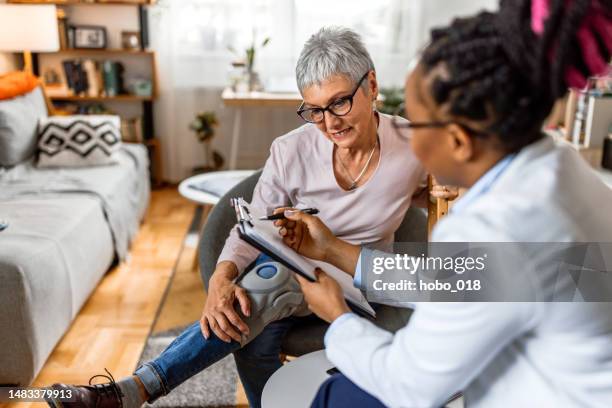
[{"xmin": 278, "ymin": 1, "xmax": 612, "ymax": 407}]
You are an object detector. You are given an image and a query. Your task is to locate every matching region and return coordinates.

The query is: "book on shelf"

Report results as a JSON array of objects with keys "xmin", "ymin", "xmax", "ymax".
[
  {"xmin": 62, "ymin": 60, "xmax": 84, "ymax": 95},
  {"xmin": 120, "ymin": 117, "xmax": 144, "ymax": 143},
  {"xmin": 82, "ymin": 59, "xmax": 100, "ymax": 97},
  {"xmin": 102, "ymin": 60, "xmax": 119, "ymax": 97},
  {"xmin": 58, "ymin": 59, "xmax": 129, "ymax": 98}
]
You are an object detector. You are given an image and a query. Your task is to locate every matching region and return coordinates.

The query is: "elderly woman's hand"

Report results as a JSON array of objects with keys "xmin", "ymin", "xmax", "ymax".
[
  {"xmin": 430, "ymin": 176, "xmax": 459, "ymax": 201},
  {"xmin": 430, "ymin": 184, "xmax": 460, "ymax": 201},
  {"xmin": 200, "ymin": 262, "xmax": 250, "ymax": 343}
]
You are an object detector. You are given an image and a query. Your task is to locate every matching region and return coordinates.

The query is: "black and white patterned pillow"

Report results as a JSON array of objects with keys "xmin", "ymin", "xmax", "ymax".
[{"xmin": 37, "ymin": 115, "xmax": 122, "ymax": 167}]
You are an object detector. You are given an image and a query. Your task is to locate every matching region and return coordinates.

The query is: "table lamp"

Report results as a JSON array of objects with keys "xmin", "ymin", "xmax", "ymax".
[{"xmin": 0, "ymin": 4, "xmax": 59, "ymax": 73}]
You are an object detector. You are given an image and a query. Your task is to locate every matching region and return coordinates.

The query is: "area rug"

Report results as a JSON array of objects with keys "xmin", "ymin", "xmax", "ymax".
[{"xmin": 139, "ymin": 326, "xmax": 238, "ymax": 408}]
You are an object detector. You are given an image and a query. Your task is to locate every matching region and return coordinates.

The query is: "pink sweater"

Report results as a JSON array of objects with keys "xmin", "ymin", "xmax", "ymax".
[{"xmin": 217, "ymin": 113, "xmax": 426, "ymax": 272}]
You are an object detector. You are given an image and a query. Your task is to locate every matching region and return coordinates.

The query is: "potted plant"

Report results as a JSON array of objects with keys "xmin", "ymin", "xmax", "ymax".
[
  {"xmin": 378, "ymin": 87, "xmax": 405, "ymax": 116},
  {"xmin": 228, "ymin": 30, "xmax": 270, "ymax": 91},
  {"xmin": 189, "ymin": 111, "xmax": 224, "ymax": 172}
]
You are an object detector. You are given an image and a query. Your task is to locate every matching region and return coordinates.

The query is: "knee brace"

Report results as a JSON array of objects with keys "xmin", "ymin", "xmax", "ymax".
[{"xmin": 237, "ymin": 261, "xmax": 310, "ymax": 345}]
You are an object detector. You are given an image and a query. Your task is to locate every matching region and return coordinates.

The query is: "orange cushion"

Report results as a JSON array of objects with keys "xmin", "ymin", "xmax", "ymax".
[{"xmin": 0, "ymin": 71, "xmax": 40, "ymax": 101}]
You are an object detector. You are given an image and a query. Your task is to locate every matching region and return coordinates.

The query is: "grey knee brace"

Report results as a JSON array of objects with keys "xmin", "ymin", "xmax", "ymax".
[{"xmin": 237, "ymin": 261, "xmax": 310, "ymax": 345}]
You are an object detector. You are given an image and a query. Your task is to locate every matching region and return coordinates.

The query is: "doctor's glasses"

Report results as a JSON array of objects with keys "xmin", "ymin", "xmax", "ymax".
[{"xmin": 391, "ymin": 102, "xmax": 489, "ymax": 139}]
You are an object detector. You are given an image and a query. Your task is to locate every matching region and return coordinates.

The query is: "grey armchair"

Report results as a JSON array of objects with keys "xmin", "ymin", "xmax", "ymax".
[{"xmin": 199, "ymin": 170, "xmax": 427, "ymax": 356}]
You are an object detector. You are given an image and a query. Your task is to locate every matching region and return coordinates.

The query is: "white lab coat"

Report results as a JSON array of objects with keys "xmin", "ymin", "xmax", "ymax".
[{"xmin": 325, "ymin": 136, "xmax": 612, "ymax": 408}]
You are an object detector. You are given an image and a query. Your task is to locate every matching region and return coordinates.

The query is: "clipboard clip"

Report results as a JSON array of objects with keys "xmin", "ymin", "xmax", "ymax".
[{"xmin": 231, "ymin": 197, "xmax": 254, "ymax": 227}]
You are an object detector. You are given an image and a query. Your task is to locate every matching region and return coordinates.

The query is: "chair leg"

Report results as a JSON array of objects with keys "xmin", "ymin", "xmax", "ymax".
[{"xmin": 427, "ymin": 175, "xmax": 449, "ymax": 240}]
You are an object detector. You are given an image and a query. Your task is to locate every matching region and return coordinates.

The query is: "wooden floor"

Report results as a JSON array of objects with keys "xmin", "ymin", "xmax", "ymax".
[
  {"xmin": 147, "ymin": 205, "xmax": 249, "ymax": 406},
  {"xmin": 3, "ymin": 188, "xmax": 247, "ymax": 408}
]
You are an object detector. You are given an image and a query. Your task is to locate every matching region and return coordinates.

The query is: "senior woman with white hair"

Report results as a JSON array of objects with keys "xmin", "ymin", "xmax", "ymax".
[{"xmin": 46, "ymin": 27, "xmax": 454, "ymax": 408}]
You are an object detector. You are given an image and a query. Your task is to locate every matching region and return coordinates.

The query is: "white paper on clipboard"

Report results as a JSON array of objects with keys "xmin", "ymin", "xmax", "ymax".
[{"xmin": 232, "ymin": 197, "xmax": 375, "ymax": 318}]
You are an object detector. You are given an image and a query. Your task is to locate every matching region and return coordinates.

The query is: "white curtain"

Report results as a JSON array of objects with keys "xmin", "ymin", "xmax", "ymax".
[{"xmin": 149, "ymin": 0, "xmax": 498, "ymax": 182}]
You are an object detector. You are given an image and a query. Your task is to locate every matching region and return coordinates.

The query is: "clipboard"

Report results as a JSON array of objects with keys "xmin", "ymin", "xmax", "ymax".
[{"xmin": 232, "ymin": 197, "xmax": 376, "ymax": 318}]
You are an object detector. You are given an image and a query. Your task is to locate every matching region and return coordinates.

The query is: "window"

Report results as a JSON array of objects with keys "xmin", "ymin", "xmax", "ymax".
[{"xmin": 152, "ymin": 0, "xmax": 497, "ymax": 87}]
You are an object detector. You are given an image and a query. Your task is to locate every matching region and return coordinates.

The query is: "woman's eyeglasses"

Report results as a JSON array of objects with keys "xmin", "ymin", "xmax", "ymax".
[
  {"xmin": 297, "ymin": 72, "xmax": 369, "ymax": 124},
  {"xmin": 391, "ymin": 103, "xmax": 489, "ymax": 139}
]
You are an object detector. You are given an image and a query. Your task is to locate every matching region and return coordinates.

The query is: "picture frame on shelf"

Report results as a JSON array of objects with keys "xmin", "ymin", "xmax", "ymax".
[
  {"xmin": 73, "ymin": 25, "xmax": 107, "ymax": 49},
  {"xmin": 121, "ymin": 31, "xmax": 141, "ymax": 50}
]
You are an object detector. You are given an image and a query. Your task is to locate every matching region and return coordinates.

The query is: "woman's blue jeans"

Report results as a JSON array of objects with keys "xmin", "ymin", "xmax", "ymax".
[
  {"xmin": 134, "ymin": 317, "xmax": 308, "ymax": 408},
  {"xmin": 134, "ymin": 255, "xmax": 309, "ymax": 408}
]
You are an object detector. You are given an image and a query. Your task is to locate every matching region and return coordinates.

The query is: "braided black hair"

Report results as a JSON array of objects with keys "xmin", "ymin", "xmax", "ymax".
[{"xmin": 421, "ymin": 0, "xmax": 612, "ymax": 152}]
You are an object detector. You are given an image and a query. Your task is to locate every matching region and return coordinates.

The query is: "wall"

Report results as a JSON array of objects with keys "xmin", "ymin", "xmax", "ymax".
[
  {"xmin": 0, "ymin": 0, "xmax": 17, "ymax": 73},
  {"xmin": 0, "ymin": 53, "xmax": 17, "ymax": 73},
  {"xmin": 154, "ymin": 86, "xmax": 302, "ymax": 180}
]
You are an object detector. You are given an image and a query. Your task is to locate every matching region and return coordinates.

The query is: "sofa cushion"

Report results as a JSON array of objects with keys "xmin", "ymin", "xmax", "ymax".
[
  {"xmin": 37, "ymin": 115, "xmax": 122, "ymax": 167},
  {"xmin": 0, "ymin": 87, "xmax": 47, "ymax": 167}
]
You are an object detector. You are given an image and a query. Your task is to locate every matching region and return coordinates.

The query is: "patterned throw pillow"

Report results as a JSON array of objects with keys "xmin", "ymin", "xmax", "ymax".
[{"xmin": 37, "ymin": 115, "xmax": 122, "ymax": 167}]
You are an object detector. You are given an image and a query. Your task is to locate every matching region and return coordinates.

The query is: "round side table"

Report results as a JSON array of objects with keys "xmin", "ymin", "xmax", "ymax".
[
  {"xmin": 262, "ymin": 350, "xmax": 334, "ymax": 408},
  {"xmin": 262, "ymin": 350, "xmax": 465, "ymax": 408},
  {"xmin": 178, "ymin": 170, "xmax": 256, "ymax": 271},
  {"xmin": 178, "ymin": 170, "xmax": 256, "ymax": 206}
]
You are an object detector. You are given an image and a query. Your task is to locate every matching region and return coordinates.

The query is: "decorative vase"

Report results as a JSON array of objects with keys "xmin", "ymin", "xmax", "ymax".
[{"xmin": 247, "ymin": 70, "xmax": 262, "ymax": 92}]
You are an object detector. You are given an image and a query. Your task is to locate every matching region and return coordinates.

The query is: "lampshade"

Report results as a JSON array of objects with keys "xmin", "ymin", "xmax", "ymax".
[{"xmin": 0, "ymin": 5, "xmax": 59, "ymax": 52}]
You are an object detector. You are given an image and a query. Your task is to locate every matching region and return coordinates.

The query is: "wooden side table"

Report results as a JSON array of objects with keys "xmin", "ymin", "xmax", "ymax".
[{"xmin": 221, "ymin": 88, "xmax": 302, "ymax": 169}]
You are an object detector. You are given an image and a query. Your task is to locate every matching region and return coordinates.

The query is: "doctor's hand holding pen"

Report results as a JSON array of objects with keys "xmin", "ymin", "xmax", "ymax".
[
  {"xmin": 275, "ymin": 210, "xmax": 355, "ymax": 323},
  {"xmin": 276, "ymin": 210, "xmax": 361, "ymax": 277}
]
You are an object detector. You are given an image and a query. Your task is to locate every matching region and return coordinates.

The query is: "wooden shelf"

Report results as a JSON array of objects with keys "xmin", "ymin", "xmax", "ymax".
[
  {"xmin": 16, "ymin": 0, "xmax": 163, "ymax": 183},
  {"xmin": 40, "ymin": 50, "xmax": 159, "ymax": 103},
  {"xmin": 40, "ymin": 49, "xmax": 155, "ymax": 56},
  {"xmin": 8, "ymin": 1, "xmax": 156, "ymax": 5},
  {"xmin": 50, "ymin": 94, "xmax": 154, "ymax": 101}
]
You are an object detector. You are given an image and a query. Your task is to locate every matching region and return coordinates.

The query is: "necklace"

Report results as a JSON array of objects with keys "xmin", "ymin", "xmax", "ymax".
[{"xmin": 336, "ymin": 135, "xmax": 379, "ymax": 191}]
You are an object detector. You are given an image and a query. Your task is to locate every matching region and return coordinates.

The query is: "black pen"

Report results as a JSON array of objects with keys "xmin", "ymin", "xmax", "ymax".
[{"xmin": 259, "ymin": 208, "xmax": 319, "ymax": 221}]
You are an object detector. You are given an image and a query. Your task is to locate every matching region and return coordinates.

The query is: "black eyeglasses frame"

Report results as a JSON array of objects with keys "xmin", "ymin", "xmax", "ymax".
[{"xmin": 297, "ymin": 71, "xmax": 370, "ymax": 124}]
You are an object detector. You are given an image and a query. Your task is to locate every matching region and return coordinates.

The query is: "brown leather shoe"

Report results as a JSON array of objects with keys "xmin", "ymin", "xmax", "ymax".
[{"xmin": 46, "ymin": 369, "xmax": 124, "ymax": 408}]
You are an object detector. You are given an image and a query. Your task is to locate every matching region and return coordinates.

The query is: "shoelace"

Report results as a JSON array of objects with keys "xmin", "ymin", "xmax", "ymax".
[{"xmin": 88, "ymin": 368, "xmax": 124, "ymax": 408}]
